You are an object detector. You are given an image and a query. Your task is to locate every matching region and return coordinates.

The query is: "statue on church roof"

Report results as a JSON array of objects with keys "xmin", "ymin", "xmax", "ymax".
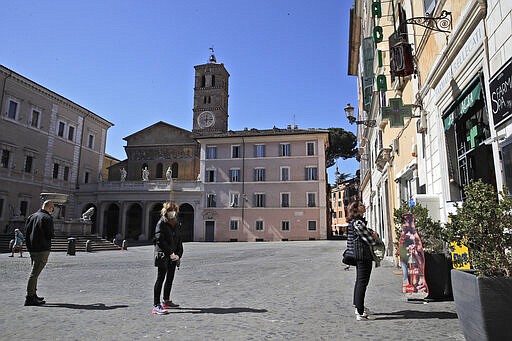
[
  {"xmin": 120, "ymin": 167, "xmax": 127, "ymax": 182},
  {"xmin": 142, "ymin": 167, "xmax": 149, "ymax": 181},
  {"xmin": 166, "ymin": 167, "xmax": 172, "ymax": 181}
]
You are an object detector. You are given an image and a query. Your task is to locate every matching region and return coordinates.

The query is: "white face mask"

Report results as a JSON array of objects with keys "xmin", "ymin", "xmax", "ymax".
[{"xmin": 167, "ymin": 211, "xmax": 177, "ymax": 220}]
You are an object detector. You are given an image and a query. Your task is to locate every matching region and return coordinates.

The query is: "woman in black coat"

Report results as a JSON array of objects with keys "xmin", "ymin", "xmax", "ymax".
[
  {"xmin": 347, "ymin": 201, "xmax": 377, "ymax": 321},
  {"xmin": 152, "ymin": 202, "xmax": 183, "ymax": 315}
]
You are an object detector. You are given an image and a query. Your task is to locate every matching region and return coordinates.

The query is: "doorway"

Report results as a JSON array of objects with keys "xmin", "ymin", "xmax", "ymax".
[{"xmin": 205, "ymin": 221, "xmax": 215, "ymax": 242}]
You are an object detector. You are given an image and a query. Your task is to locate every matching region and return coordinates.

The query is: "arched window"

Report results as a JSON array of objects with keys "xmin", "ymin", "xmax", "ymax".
[
  {"xmin": 201, "ymin": 75, "xmax": 206, "ymax": 87},
  {"xmin": 204, "ymin": 96, "xmax": 207, "ymax": 104},
  {"xmin": 171, "ymin": 162, "xmax": 178, "ymax": 179},
  {"xmin": 208, "ymin": 96, "xmax": 211, "ymax": 103},
  {"xmin": 211, "ymin": 75, "xmax": 215, "ymax": 87},
  {"xmin": 156, "ymin": 163, "xmax": 163, "ymax": 178}
]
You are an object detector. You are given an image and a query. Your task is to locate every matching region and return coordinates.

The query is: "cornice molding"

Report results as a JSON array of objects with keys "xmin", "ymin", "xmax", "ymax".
[{"xmin": 0, "ymin": 66, "xmax": 113, "ymax": 129}]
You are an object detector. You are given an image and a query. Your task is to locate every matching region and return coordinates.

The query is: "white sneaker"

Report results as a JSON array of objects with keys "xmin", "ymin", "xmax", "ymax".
[
  {"xmin": 356, "ymin": 312, "xmax": 371, "ymax": 321},
  {"xmin": 152, "ymin": 304, "xmax": 169, "ymax": 315},
  {"xmin": 354, "ymin": 306, "xmax": 372, "ymax": 315}
]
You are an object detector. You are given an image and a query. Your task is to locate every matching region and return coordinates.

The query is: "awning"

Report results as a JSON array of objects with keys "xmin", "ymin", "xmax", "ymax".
[{"xmin": 443, "ymin": 80, "xmax": 483, "ymax": 131}]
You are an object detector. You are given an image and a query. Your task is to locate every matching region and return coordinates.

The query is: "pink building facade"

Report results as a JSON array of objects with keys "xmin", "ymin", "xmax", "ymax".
[{"xmin": 197, "ymin": 129, "xmax": 330, "ymax": 242}]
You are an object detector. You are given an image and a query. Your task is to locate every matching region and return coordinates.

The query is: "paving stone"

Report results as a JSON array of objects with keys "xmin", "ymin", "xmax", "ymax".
[{"xmin": 0, "ymin": 241, "xmax": 464, "ymax": 340}]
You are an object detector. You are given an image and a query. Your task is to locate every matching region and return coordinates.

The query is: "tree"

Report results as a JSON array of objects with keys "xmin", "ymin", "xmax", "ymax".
[
  {"xmin": 335, "ymin": 171, "xmax": 351, "ymax": 184},
  {"xmin": 326, "ymin": 127, "xmax": 357, "ymax": 169}
]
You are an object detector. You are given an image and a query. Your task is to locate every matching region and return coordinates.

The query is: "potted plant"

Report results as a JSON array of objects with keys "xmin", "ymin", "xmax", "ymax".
[
  {"xmin": 393, "ymin": 202, "xmax": 453, "ymax": 300},
  {"xmin": 445, "ymin": 179, "xmax": 512, "ymax": 340}
]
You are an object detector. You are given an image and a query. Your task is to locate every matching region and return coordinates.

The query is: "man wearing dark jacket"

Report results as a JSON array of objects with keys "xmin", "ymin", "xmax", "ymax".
[{"xmin": 24, "ymin": 200, "xmax": 54, "ymax": 306}]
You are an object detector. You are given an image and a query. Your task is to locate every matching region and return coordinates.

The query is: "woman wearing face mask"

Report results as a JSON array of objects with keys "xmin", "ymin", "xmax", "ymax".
[
  {"xmin": 347, "ymin": 201, "xmax": 378, "ymax": 321},
  {"xmin": 152, "ymin": 202, "xmax": 183, "ymax": 315}
]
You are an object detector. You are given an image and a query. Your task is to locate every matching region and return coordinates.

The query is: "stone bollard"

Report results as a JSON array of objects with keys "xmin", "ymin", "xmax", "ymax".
[
  {"xmin": 122, "ymin": 239, "xmax": 128, "ymax": 251},
  {"xmin": 85, "ymin": 240, "xmax": 92, "ymax": 252},
  {"xmin": 67, "ymin": 237, "xmax": 76, "ymax": 256}
]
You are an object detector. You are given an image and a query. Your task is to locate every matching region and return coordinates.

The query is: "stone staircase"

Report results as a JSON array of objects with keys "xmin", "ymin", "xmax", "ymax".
[{"xmin": 0, "ymin": 233, "xmax": 121, "ymax": 253}]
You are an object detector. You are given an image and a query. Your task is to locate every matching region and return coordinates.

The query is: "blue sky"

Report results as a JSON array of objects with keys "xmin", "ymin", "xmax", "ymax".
[{"xmin": 1, "ymin": 0, "xmax": 359, "ymax": 184}]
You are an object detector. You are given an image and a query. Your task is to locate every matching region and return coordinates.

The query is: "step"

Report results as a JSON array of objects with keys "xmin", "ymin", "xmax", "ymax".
[{"xmin": 0, "ymin": 234, "xmax": 120, "ymax": 253}]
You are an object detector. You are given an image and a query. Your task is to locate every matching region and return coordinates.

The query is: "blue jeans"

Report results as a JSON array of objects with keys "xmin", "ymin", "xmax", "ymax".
[
  {"xmin": 27, "ymin": 251, "xmax": 50, "ymax": 297},
  {"xmin": 353, "ymin": 259, "xmax": 373, "ymax": 315}
]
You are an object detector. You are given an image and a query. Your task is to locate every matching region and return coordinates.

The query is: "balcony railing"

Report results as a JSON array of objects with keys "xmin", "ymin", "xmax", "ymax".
[{"xmin": 79, "ymin": 180, "xmax": 201, "ymax": 192}]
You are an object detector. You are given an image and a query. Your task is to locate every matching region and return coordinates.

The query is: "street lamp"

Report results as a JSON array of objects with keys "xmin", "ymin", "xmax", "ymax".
[{"xmin": 344, "ymin": 103, "xmax": 376, "ymax": 127}]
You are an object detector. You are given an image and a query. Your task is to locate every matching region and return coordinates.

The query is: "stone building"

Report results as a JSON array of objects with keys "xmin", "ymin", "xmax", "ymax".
[
  {"xmin": 0, "ymin": 65, "xmax": 113, "ymax": 233},
  {"xmin": 196, "ymin": 127, "xmax": 329, "ymax": 242},
  {"xmin": 347, "ymin": 0, "xmax": 512, "ymax": 258},
  {"xmin": 79, "ymin": 53, "xmax": 330, "ymax": 242}
]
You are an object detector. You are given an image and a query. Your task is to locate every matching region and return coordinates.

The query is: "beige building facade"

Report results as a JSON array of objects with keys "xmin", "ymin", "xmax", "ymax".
[
  {"xmin": 348, "ymin": 0, "xmax": 512, "ymax": 259},
  {"xmin": 0, "ymin": 65, "xmax": 113, "ymax": 233}
]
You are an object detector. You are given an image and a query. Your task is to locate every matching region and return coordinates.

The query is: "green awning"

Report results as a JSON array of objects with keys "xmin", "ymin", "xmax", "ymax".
[
  {"xmin": 459, "ymin": 82, "xmax": 482, "ymax": 116},
  {"xmin": 444, "ymin": 111, "xmax": 456, "ymax": 131},
  {"xmin": 443, "ymin": 81, "xmax": 482, "ymax": 131}
]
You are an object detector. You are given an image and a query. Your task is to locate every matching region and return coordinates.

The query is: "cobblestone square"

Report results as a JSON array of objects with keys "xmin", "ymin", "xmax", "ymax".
[{"xmin": 1, "ymin": 241, "xmax": 464, "ymax": 340}]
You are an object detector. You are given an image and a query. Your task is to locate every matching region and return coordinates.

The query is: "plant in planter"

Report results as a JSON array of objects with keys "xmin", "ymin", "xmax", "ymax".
[
  {"xmin": 445, "ymin": 179, "xmax": 512, "ymax": 340},
  {"xmin": 393, "ymin": 202, "xmax": 452, "ymax": 300}
]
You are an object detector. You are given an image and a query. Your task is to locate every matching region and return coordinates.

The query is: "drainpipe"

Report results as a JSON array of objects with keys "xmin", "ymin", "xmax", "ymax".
[{"xmin": 241, "ymin": 136, "xmax": 246, "ymax": 227}]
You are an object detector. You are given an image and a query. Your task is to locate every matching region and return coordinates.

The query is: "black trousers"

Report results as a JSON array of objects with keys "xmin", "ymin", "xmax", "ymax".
[
  {"xmin": 353, "ymin": 259, "xmax": 373, "ymax": 315},
  {"xmin": 154, "ymin": 262, "xmax": 177, "ymax": 306}
]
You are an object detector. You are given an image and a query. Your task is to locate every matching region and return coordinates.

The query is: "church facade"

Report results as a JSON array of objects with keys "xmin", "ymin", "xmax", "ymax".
[{"xmin": 77, "ymin": 53, "xmax": 330, "ymax": 242}]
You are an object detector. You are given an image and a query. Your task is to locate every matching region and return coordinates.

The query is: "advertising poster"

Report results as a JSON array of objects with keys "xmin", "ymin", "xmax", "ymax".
[{"xmin": 399, "ymin": 213, "xmax": 429, "ymax": 299}]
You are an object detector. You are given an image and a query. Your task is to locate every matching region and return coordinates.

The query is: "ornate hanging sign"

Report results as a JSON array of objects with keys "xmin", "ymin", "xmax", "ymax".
[{"xmin": 401, "ymin": 10, "xmax": 452, "ymax": 33}]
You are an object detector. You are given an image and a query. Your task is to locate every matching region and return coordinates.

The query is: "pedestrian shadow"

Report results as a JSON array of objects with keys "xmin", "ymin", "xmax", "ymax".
[
  {"xmin": 169, "ymin": 307, "xmax": 268, "ymax": 314},
  {"xmin": 42, "ymin": 303, "xmax": 129, "ymax": 310},
  {"xmin": 372, "ymin": 310, "xmax": 458, "ymax": 320}
]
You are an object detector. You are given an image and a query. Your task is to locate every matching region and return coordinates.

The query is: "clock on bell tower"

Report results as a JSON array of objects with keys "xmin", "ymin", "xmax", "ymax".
[{"xmin": 192, "ymin": 49, "xmax": 230, "ymax": 134}]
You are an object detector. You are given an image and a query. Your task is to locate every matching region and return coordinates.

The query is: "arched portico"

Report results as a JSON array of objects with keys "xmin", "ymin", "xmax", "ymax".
[
  {"xmin": 179, "ymin": 203, "xmax": 194, "ymax": 242},
  {"xmin": 104, "ymin": 203, "xmax": 120, "ymax": 240},
  {"xmin": 126, "ymin": 203, "xmax": 142, "ymax": 240},
  {"xmin": 149, "ymin": 202, "xmax": 163, "ymax": 240}
]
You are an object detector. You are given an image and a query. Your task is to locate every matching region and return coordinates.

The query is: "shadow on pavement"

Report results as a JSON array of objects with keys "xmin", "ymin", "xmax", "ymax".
[
  {"xmin": 373, "ymin": 310, "xmax": 458, "ymax": 320},
  {"xmin": 169, "ymin": 307, "xmax": 268, "ymax": 314},
  {"xmin": 42, "ymin": 303, "xmax": 129, "ymax": 310}
]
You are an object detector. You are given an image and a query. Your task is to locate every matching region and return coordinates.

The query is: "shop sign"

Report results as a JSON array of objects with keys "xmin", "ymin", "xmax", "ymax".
[
  {"xmin": 490, "ymin": 57, "xmax": 512, "ymax": 126},
  {"xmin": 434, "ymin": 25, "xmax": 483, "ymax": 99},
  {"xmin": 372, "ymin": 1, "xmax": 387, "ymax": 91}
]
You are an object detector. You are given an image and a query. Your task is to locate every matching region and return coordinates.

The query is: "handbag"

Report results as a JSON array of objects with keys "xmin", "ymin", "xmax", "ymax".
[
  {"xmin": 154, "ymin": 251, "xmax": 169, "ymax": 267},
  {"xmin": 342, "ymin": 249, "xmax": 357, "ymax": 266}
]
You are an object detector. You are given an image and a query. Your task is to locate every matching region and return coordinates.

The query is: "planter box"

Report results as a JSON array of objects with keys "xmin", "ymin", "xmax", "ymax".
[
  {"xmin": 451, "ymin": 269, "xmax": 512, "ymax": 340},
  {"xmin": 424, "ymin": 252, "xmax": 453, "ymax": 300}
]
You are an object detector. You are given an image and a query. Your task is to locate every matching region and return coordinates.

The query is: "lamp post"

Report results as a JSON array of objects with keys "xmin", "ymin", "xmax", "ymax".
[
  {"xmin": 345, "ymin": 102, "xmax": 375, "ymax": 235},
  {"xmin": 344, "ymin": 103, "xmax": 377, "ymax": 127}
]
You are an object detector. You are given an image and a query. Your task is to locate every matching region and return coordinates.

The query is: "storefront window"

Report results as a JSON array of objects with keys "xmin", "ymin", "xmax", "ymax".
[{"xmin": 444, "ymin": 78, "xmax": 495, "ymax": 200}]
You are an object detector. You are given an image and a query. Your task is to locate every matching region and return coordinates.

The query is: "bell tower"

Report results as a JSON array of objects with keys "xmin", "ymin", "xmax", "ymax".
[{"xmin": 192, "ymin": 48, "xmax": 230, "ymax": 134}]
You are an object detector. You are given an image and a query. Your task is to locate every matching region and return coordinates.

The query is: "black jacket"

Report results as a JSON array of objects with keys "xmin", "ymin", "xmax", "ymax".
[
  {"xmin": 25, "ymin": 209, "xmax": 54, "ymax": 252},
  {"xmin": 347, "ymin": 217, "xmax": 374, "ymax": 261},
  {"xmin": 154, "ymin": 218, "xmax": 183, "ymax": 259}
]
